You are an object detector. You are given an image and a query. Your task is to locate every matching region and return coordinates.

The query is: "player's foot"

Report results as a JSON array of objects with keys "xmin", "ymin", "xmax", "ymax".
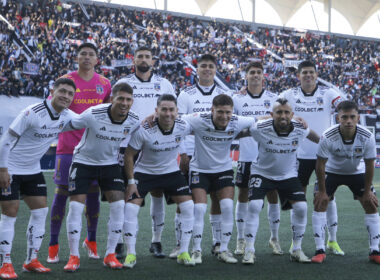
[
  {"xmin": 191, "ymin": 250, "xmax": 202, "ymax": 264},
  {"xmin": 269, "ymin": 238, "xmax": 284, "ymax": 255},
  {"xmin": 177, "ymin": 252, "xmax": 195, "ymax": 266},
  {"xmin": 369, "ymin": 250, "xmax": 380, "ymax": 264},
  {"xmin": 326, "ymin": 241, "xmax": 345, "ymax": 256},
  {"xmin": 0, "ymin": 263, "xmax": 18, "ymax": 279},
  {"xmin": 218, "ymin": 251, "xmax": 238, "ymax": 264},
  {"xmin": 211, "ymin": 242, "xmax": 221, "ymax": 256},
  {"xmin": 22, "ymin": 259, "xmax": 51, "ymax": 273},
  {"xmin": 115, "ymin": 243, "xmax": 126, "ymax": 260},
  {"xmin": 234, "ymin": 238, "xmax": 245, "ymax": 255},
  {"xmin": 290, "ymin": 249, "xmax": 311, "ymax": 263},
  {"xmin": 47, "ymin": 244, "xmax": 59, "ymax": 263},
  {"xmin": 149, "ymin": 242, "xmax": 165, "ymax": 258},
  {"xmin": 123, "ymin": 254, "xmax": 136, "ymax": 269},
  {"xmin": 64, "ymin": 255, "xmax": 80, "ymax": 272},
  {"xmin": 288, "ymin": 241, "xmax": 293, "ymax": 254},
  {"xmin": 103, "ymin": 253, "xmax": 123, "ymax": 269},
  {"xmin": 311, "ymin": 249, "xmax": 326, "ymax": 264},
  {"xmin": 169, "ymin": 246, "xmax": 180, "ymax": 259},
  {"xmin": 242, "ymin": 251, "xmax": 256, "ymax": 265},
  {"xmin": 82, "ymin": 238, "xmax": 100, "ymax": 259}
]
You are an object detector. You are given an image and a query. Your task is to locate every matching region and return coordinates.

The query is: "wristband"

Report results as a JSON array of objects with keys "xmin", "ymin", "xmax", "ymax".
[{"xmin": 128, "ymin": 179, "xmax": 136, "ymax": 184}]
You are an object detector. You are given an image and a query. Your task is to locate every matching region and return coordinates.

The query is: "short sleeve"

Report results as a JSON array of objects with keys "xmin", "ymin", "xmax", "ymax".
[
  {"xmin": 128, "ymin": 126, "xmax": 144, "ymax": 151},
  {"xmin": 9, "ymin": 108, "xmax": 35, "ymax": 137},
  {"xmin": 316, "ymin": 135, "xmax": 330, "ymax": 159},
  {"xmin": 364, "ymin": 134, "xmax": 376, "ymax": 160},
  {"xmin": 70, "ymin": 107, "xmax": 92, "ymax": 130}
]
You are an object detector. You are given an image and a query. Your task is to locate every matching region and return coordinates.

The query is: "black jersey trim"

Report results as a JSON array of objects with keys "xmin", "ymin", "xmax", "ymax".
[
  {"xmin": 301, "ymin": 85, "xmax": 318, "ymax": 97},
  {"xmin": 247, "ymin": 89, "xmax": 265, "ymax": 99},
  {"xmin": 195, "ymin": 83, "xmax": 216, "ymax": 96},
  {"xmin": 135, "ymin": 73, "xmax": 153, "ymax": 83},
  {"xmin": 107, "ymin": 104, "xmax": 129, "ymax": 125},
  {"xmin": 44, "ymin": 100, "xmax": 60, "ymax": 121},
  {"xmin": 273, "ymin": 121, "xmax": 294, "ymax": 137},
  {"xmin": 157, "ymin": 120, "xmax": 174, "ymax": 135},
  {"xmin": 339, "ymin": 126, "xmax": 356, "ymax": 145}
]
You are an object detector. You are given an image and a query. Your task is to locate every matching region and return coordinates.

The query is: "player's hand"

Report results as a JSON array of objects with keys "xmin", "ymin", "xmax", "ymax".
[
  {"xmin": 125, "ymin": 183, "xmax": 140, "ymax": 201},
  {"xmin": 179, "ymin": 154, "xmax": 190, "ymax": 175},
  {"xmin": 237, "ymin": 86, "xmax": 247, "ymax": 95},
  {"xmin": 313, "ymin": 191, "xmax": 329, "ymax": 211},
  {"xmin": 361, "ymin": 191, "xmax": 379, "ymax": 209},
  {"xmin": 141, "ymin": 113, "xmax": 156, "ymax": 128},
  {"xmin": 0, "ymin": 169, "xmax": 11, "ymax": 189},
  {"xmin": 294, "ymin": 116, "xmax": 308, "ymax": 129}
]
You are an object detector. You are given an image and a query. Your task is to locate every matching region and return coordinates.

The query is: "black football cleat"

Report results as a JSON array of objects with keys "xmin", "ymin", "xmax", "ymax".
[{"xmin": 149, "ymin": 242, "xmax": 165, "ymax": 258}]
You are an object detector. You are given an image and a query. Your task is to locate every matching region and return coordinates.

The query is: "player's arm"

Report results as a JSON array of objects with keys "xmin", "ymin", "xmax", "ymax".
[
  {"xmin": 314, "ymin": 156, "xmax": 329, "ymax": 211},
  {"xmin": 124, "ymin": 146, "xmax": 140, "ymax": 200},
  {"xmin": 306, "ymin": 129, "xmax": 320, "ymax": 144},
  {"xmin": 0, "ymin": 129, "xmax": 19, "ymax": 188},
  {"xmin": 68, "ymin": 108, "xmax": 92, "ymax": 130},
  {"xmin": 178, "ymin": 118, "xmax": 193, "ymax": 174},
  {"xmin": 362, "ymin": 159, "xmax": 378, "ymax": 208}
]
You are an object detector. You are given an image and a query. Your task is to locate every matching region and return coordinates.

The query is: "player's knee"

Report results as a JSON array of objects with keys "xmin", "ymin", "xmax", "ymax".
[
  {"xmin": 124, "ymin": 202, "xmax": 140, "ymax": 222},
  {"xmin": 179, "ymin": 200, "xmax": 194, "ymax": 219},
  {"xmin": 194, "ymin": 203, "xmax": 207, "ymax": 221},
  {"xmin": 248, "ymin": 199, "xmax": 264, "ymax": 214},
  {"xmin": 0, "ymin": 201, "xmax": 19, "ymax": 217},
  {"xmin": 292, "ymin": 201, "xmax": 307, "ymax": 218}
]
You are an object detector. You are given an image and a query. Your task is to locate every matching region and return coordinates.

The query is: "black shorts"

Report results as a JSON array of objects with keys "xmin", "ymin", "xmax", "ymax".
[
  {"xmin": 132, "ymin": 171, "xmax": 191, "ymax": 200},
  {"xmin": 235, "ymin": 161, "xmax": 251, "ymax": 189},
  {"xmin": 248, "ymin": 174, "xmax": 306, "ymax": 210},
  {"xmin": 68, "ymin": 163, "xmax": 125, "ymax": 195},
  {"xmin": 297, "ymin": 159, "xmax": 316, "ymax": 187},
  {"xmin": 0, "ymin": 173, "xmax": 46, "ymax": 201},
  {"xmin": 190, "ymin": 170, "xmax": 234, "ymax": 193},
  {"xmin": 314, "ymin": 172, "xmax": 376, "ymax": 200}
]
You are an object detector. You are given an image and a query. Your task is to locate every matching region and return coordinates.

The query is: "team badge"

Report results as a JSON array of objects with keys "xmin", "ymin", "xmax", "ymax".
[
  {"xmin": 175, "ymin": 136, "xmax": 181, "ymax": 143},
  {"xmin": 292, "ymin": 139, "xmax": 299, "ymax": 146},
  {"xmin": 68, "ymin": 181, "xmax": 76, "ymax": 192},
  {"xmin": 96, "ymin": 85, "xmax": 104, "ymax": 95},
  {"xmin": 227, "ymin": 130, "xmax": 234, "ymax": 135},
  {"xmin": 191, "ymin": 173, "xmax": 200, "ymax": 184},
  {"xmin": 124, "ymin": 128, "xmax": 130, "ymax": 135},
  {"xmin": 317, "ymin": 97, "xmax": 323, "ymax": 105},
  {"xmin": 235, "ymin": 173, "xmax": 242, "ymax": 184},
  {"xmin": 154, "ymin": 83, "xmax": 161, "ymax": 91},
  {"xmin": 264, "ymin": 100, "xmax": 271, "ymax": 109},
  {"xmin": 59, "ymin": 121, "xmax": 64, "ymax": 129},
  {"xmin": 354, "ymin": 147, "xmax": 363, "ymax": 154}
]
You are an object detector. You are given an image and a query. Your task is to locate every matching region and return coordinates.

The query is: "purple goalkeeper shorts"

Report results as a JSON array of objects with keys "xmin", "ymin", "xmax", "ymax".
[{"xmin": 53, "ymin": 154, "xmax": 73, "ymax": 186}]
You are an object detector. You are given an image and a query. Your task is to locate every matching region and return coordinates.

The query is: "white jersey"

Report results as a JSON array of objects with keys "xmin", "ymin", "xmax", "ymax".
[
  {"xmin": 250, "ymin": 119, "xmax": 310, "ymax": 180},
  {"xmin": 233, "ymin": 89, "xmax": 278, "ymax": 162},
  {"xmin": 177, "ymin": 83, "xmax": 231, "ymax": 156},
  {"xmin": 182, "ymin": 113, "xmax": 254, "ymax": 173},
  {"xmin": 71, "ymin": 104, "xmax": 140, "ymax": 166},
  {"xmin": 317, "ymin": 124, "xmax": 376, "ymax": 175},
  {"xmin": 7, "ymin": 100, "xmax": 75, "ymax": 175},
  {"xmin": 128, "ymin": 119, "xmax": 191, "ymax": 174},
  {"xmin": 279, "ymin": 86, "xmax": 344, "ymax": 159}
]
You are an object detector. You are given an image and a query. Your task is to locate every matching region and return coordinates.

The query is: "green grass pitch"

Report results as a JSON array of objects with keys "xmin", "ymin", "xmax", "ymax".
[{"xmin": 6, "ymin": 170, "xmax": 380, "ymax": 280}]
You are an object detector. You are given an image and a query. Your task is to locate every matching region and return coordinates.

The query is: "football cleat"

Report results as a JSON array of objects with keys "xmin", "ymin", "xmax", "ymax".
[
  {"xmin": 290, "ymin": 249, "xmax": 311, "ymax": 263},
  {"xmin": 269, "ymin": 239, "xmax": 284, "ymax": 255},
  {"xmin": 103, "ymin": 253, "xmax": 123, "ymax": 269},
  {"xmin": 0, "ymin": 263, "xmax": 18, "ymax": 279},
  {"xmin": 242, "ymin": 251, "xmax": 256, "ymax": 265},
  {"xmin": 22, "ymin": 259, "xmax": 51, "ymax": 273},
  {"xmin": 288, "ymin": 241, "xmax": 293, "ymax": 254},
  {"xmin": 64, "ymin": 255, "xmax": 80, "ymax": 272},
  {"xmin": 123, "ymin": 254, "xmax": 136, "ymax": 269},
  {"xmin": 169, "ymin": 246, "xmax": 180, "ymax": 259},
  {"xmin": 82, "ymin": 238, "xmax": 100, "ymax": 259},
  {"xmin": 115, "ymin": 243, "xmax": 126, "ymax": 260},
  {"xmin": 326, "ymin": 241, "xmax": 345, "ymax": 256},
  {"xmin": 177, "ymin": 252, "xmax": 195, "ymax": 266},
  {"xmin": 191, "ymin": 250, "xmax": 202, "ymax": 264},
  {"xmin": 149, "ymin": 242, "xmax": 165, "ymax": 258},
  {"xmin": 47, "ymin": 244, "xmax": 59, "ymax": 263},
  {"xmin": 311, "ymin": 249, "xmax": 326, "ymax": 264},
  {"xmin": 218, "ymin": 251, "xmax": 238, "ymax": 264},
  {"xmin": 211, "ymin": 242, "xmax": 221, "ymax": 256},
  {"xmin": 369, "ymin": 250, "xmax": 380, "ymax": 264},
  {"xmin": 234, "ymin": 239, "xmax": 245, "ymax": 255}
]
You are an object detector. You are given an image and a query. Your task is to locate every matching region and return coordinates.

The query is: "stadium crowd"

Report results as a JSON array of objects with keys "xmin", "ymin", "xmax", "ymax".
[{"xmin": 0, "ymin": 0, "xmax": 379, "ymax": 110}]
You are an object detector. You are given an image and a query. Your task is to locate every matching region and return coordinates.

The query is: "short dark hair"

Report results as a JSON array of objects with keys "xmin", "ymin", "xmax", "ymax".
[
  {"xmin": 135, "ymin": 46, "xmax": 152, "ymax": 55},
  {"xmin": 337, "ymin": 100, "xmax": 359, "ymax": 112},
  {"xmin": 77, "ymin": 42, "xmax": 97, "ymax": 55},
  {"xmin": 198, "ymin": 54, "xmax": 217, "ymax": 66},
  {"xmin": 274, "ymin": 98, "xmax": 289, "ymax": 106},
  {"xmin": 245, "ymin": 61, "xmax": 263, "ymax": 72},
  {"xmin": 297, "ymin": 60, "xmax": 316, "ymax": 73},
  {"xmin": 112, "ymin": 82, "xmax": 133, "ymax": 96},
  {"xmin": 157, "ymin": 94, "xmax": 177, "ymax": 106},
  {"xmin": 212, "ymin": 94, "xmax": 233, "ymax": 107},
  {"xmin": 53, "ymin": 78, "xmax": 76, "ymax": 92}
]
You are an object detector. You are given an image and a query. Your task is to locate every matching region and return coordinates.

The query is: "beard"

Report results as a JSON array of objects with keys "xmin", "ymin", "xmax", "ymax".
[{"xmin": 136, "ymin": 64, "xmax": 150, "ymax": 73}]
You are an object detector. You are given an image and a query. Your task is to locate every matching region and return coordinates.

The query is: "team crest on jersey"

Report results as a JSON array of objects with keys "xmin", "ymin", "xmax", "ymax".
[
  {"xmin": 96, "ymin": 85, "xmax": 104, "ymax": 95},
  {"xmin": 124, "ymin": 128, "xmax": 130, "ymax": 135},
  {"xmin": 264, "ymin": 100, "xmax": 271, "ymax": 109},
  {"xmin": 154, "ymin": 83, "xmax": 161, "ymax": 91},
  {"xmin": 292, "ymin": 139, "xmax": 299, "ymax": 146},
  {"xmin": 317, "ymin": 97, "xmax": 323, "ymax": 105},
  {"xmin": 354, "ymin": 147, "xmax": 363, "ymax": 154},
  {"xmin": 227, "ymin": 130, "xmax": 234, "ymax": 135},
  {"xmin": 59, "ymin": 121, "xmax": 65, "ymax": 129},
  {"xmin": 175, "ymin": 136, "xmax": 181, "ymax": 143}
]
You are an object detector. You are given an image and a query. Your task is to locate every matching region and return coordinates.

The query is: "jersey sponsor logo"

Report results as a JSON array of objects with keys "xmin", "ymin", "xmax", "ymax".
[
  {"xmin": 150, "ymin": 145, "xmax": 179, "ymax": 152},
  {"xmin": 73, "ymin": 98, "xmax": 104, "ymax": 105},
  {"xmin": 192, "ymin": 107, "xmax": 211, "ymax": 112},
  {"xmin": 242, "ymin": 111, "xmax": 269, "ymax": 116},
  {"xmin": 96, "ymin": 134, "xmax": 124, "ymax": 142},
  {"xmin": 294, "ymin": 107, "xmax": 323, "ymax": 112},
  {"xmin": 154, "ymin": 83, "xmax": 161, "ymax": 91},
  {"xmin": 96, "ymin": 85, "xmax": 104, "ymax": 95},
  {"xmin": 133, "ymin": 93, "xmax": 160, "ymax": 98},
  {"xmin": 34, "ymin": 132, "xmax": 59, "ymax": 138},
  {"xmin": 265, "ymin": 148, "xmax": 297, "ymax": 154},
  {"xmin": 202, "ymin": 136, "xmax": 233, "ymax": 142}
]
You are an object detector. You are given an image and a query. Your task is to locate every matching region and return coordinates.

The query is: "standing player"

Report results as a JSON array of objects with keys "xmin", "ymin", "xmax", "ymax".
[
  {"xmin": 232, "ymin": 61, "xmax": 281, "ymax": 256},
  {"xmin": 48, "ymin": 43, "xmax": 112, "ymax": 263},
  {"xmin": 63, "ymin": 83, "xmax": 139, "ymax": 272},
  {"xmin": 115, "ymin": 46, "xmax": 176, "ymax": 258},
  {"xmin": 312, "ymin": 101, "xmax": 380, "ymax": 264},
  {"xmin": 279, "ymin": 60, "xmax": 345, "ymax": 255},
  {"xmin": 123, "ymin": 94, "xmax": 195, "ymax": 268},
  {"xmin": 243, "ymin": 98, "xmax": 319, "ymax": 264},
  {"xmin": 0, "ymin": 78, "xmax": 76, "ymax": 279}
]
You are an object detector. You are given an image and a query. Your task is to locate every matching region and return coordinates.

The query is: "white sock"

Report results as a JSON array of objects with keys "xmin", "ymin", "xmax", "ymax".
[
  {"xmin": 327, "ymin": 198, "xmax": 338, "ymax": 242},
  {"xmin": 0, "ymin": 214, "xmax": 16, "ymax": 264},
  {"xmin": 174, "ymin": 212, "xmax": 181, "ymax": 246},
  {"xmin": 245, "ymin": 200, "xmax": 264, "ymax": 253},
  {"xmin": 124, "ymin": 203, "xmax": 140, "ymax": 255},
  {"xmin": 178, "ymin": 200, "xmax": 194, "ymax": 254},
  {"xmin": 219, "ymin": 198, "xmax": 234, "ymax": 252},
  {"xmin": 267, "ymin": 203, "xmax": 280, "ymax": 241},
  {"xmin": 66, "ymin": 201, "xmax": 85, "ymax": 257},
  {"xmin": 150, "ymin": 195, "xmax": 165, "ymax": 243},
  {"xmin": 118, "ymin": 234, "xmax": 123, "ymax": 244},
  {"xmin": 235, "ymin": 201, "xmax": 248, "ymax": 240},
  {"xmin": 25, "ymin": 207, "xmax": 48, "ymax": 264},
  {"xmin": 312, "ymin": 211, "xmax": 327, "ymax": 251},
  {"xmin": 106, "ymin": 200, "xmax": 125, "ymax": 255},
  {"xmin": 365, "ymin": 213, "xmax": 380, "ymax": 252},
  {"xmin": 192, "ymin": 203, "xmax": 207, "ymax": 252},
  {"xmin": 209, "ymin": 214, "xmax": 221, "ymax": 245},
  {"xmin": 291, "ymin": 201, "xmax": 307, "ymax": 251}
]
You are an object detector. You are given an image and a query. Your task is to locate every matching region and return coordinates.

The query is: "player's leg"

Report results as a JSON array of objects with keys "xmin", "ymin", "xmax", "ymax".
[
  {"xmin": 209, "ymin": 192, "xmax": 221, "ymax": 255},
  {"xmin": 266, "ymin": 190, "xmax": 282, "ymax": 255},
  {"xmin": 169, "ymin": 207, "xmax": 181, "ymax": 259},
  {"xmin": 83, "ymin": 182, "xmax": 100, "ymax": 259},
  {"xmin": 149, "ymin": 189, "xmax": 165, "ymax": 258}
]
